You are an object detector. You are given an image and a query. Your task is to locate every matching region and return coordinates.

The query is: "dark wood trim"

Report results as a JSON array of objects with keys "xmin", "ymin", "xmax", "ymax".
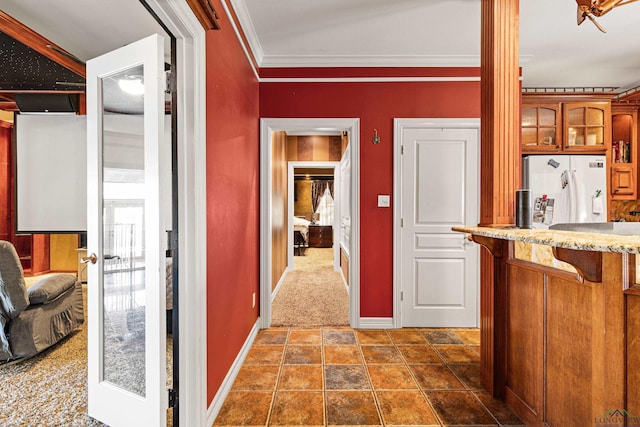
[
  {"xmin": 472, "ymin": 235, "xmax": 504, "ymax": 257},
  {"xmin": 552, "ymin": 247, "xmax": 603, "ymax": 283},
  {"xmin": 0, "ymin": 11, "xmax": 85, "ymax": 77},
  {"xmin": 479, "ymin": 0, "xmax": 520, "ymax": 397},
  {"xmin": 185, "ymin": 0, "xmax": 221, "ymax": 30},
  {"xmin": 480, "ymin": 0, "xmax": 520, "ymax": 227},
  {"xmin": 478, "ymin": 238, "xmax": 509, "ymax": 396},
  {"xmin": 522, "ymin": 92, "xmax": 616, "ymax": 103}
]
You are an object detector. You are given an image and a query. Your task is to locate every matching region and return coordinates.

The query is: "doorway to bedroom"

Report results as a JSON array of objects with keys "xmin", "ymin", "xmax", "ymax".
[
  {"xmin": 260, "ymin": 118, "xmax": 360, "ymax": 329},
  {"xmin": 271, "ymin": 159, "xmax": 347, "ymax": 327}
]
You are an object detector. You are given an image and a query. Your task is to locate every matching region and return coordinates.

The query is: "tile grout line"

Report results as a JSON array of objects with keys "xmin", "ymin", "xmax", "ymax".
[
  {"xmin": 392, "ymin": 330, "xmax": 445, "ymax": 427},
  {"xmin": 365, "ymin": 330, "xmax": 390, "ymax": 427},
  {"xmin": 264, "ymin": 327, "xmax": 291, "ymax": 427},
  {"xmin": 430, "ymin": 331, "xmax": 501, "ymax": 427},
  {"xmin": 320, "ymin": 327, "xmax": 326, "ymax": 427}
]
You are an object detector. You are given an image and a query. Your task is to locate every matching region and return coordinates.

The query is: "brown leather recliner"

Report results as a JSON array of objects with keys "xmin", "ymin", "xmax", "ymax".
[{"xmin": 0, "ymin": 240, "xmax": 84, "ymax": 362}]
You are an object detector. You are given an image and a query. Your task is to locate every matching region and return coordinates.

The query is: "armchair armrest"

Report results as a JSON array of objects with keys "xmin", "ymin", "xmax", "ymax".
[{"xmin": 27, "ymin": 274, "xmax": 77, "ymax": 305}]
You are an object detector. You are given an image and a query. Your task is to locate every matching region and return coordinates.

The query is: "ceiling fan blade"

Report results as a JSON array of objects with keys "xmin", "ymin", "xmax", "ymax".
[
  {"xmin": 577, "ymin": 6, "xmax": 587, "ymax": 25},
  {"xmin": 587, "ymin": 14, "xmax": 607, "ymax": 32}
]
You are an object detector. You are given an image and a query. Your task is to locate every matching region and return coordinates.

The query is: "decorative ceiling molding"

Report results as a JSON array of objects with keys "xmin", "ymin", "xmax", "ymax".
[
  {"xmin": 0, "ymin": 11, "xmax": 84, "ymax": 77},
  {"xmin": 227, "ymin": 0, "xmax": 264, "ymax": 65},
  {"xmin": 259, "ymin": 54, "xmax": 482, "ymax": 68},
  {"xmin": 185, "ymin": 0, "xmax": 221, "ymax": 30}
]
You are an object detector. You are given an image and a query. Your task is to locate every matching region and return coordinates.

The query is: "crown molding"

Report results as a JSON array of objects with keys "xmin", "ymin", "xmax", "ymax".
[
  {"xmin": 259, "ymin": 54, "xmax": 482, "ymax": 68},
  {"xmin": 228, "ymin": 0, "xmax": 264, "ymax": 65},
  {"xmin": 257, "ymin": 53, "xmax": 532, "ymax": 68},
  {"xmin": 0, "ymin": 11, "xmax": 85, "ymax": 77},
  {"xmin": 260, "ymin": 76, "xmax": 482, "ymax": 83}
]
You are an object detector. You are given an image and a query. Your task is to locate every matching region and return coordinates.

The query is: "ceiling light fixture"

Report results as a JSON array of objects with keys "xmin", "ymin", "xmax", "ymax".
[
  {"xmin": 118, "ymin": 75, "xmax": 144, "ymax": 96},
  {"xmin": 576, "ymin": 0, "xmax": 639, "ymax": 33}
]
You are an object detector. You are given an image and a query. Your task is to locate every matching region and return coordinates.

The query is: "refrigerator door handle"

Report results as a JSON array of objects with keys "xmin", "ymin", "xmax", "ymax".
[
  {"xmin": 571, "ymin": 169, "xmax": 586, "ymax": 223},
  {"xmin": 565, "ymin": 169, "xmax": 575, "ymax": 223}
]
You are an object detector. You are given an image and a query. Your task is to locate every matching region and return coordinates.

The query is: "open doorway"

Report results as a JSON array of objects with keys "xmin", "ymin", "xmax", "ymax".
[
  {"xmin": 270, "ymin": 160, "xmax": 346, "ymax": 326},
  {"xmin": 260, "ymin": 118, "xmax": 360, "ymax": 329}
]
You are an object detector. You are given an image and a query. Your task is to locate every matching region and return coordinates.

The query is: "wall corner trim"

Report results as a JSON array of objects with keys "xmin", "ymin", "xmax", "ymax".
[{"xmin": 206, "ymin": 320, "xmax": 260, "ymax": 426}]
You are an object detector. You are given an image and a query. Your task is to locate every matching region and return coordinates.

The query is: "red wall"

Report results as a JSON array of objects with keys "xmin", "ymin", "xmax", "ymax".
[
  {"xmin": 260, "ymin": 78, "xmax": 481, "ymax": 316},
  {"xmin": 205, "ymin": 0, "xmax": 260, "ymax": 403}
]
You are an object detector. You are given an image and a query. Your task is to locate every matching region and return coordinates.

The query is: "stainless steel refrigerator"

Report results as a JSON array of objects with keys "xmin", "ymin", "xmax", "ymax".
[{"xmin": 522, "ymin": 154, "xmax": 607, "ymax": 227}]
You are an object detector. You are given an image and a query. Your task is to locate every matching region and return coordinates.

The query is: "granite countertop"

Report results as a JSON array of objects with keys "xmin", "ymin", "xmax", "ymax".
[{"xmin": 452, "ymin": 226, "xmax": 640, "ymax": 254}]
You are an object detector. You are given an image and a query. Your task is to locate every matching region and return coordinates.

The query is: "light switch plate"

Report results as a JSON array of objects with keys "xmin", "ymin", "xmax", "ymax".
[{"xmin": 378, "ymin": 195, "xmax": 390, "ymax": 207}]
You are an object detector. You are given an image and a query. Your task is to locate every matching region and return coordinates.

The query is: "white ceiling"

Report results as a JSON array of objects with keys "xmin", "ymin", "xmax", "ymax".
[{"xmin": 2, "ymin": 0, "xmax": 640, "ymax": 91}]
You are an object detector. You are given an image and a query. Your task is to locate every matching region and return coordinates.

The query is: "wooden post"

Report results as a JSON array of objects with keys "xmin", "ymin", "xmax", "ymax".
[{"xmin": 479, "ymin": 0, "xmax": 520, "ymax": 395}]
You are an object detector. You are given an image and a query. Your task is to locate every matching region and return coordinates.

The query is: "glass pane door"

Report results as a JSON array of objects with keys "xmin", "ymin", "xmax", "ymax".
[{"xmin": 86, "ymin": 34, "xmax": 166, "ymax": 427}]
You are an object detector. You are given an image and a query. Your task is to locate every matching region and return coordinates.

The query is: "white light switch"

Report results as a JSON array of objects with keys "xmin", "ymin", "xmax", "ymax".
[{"xmin": 378, "ymin": 195, "xmax": 391, "ymax": 207}]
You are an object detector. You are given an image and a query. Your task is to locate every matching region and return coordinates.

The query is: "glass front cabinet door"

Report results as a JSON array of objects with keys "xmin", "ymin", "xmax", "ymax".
[
  {"xmin": 521, "ymin": 103, "xmax": 562, "ymax": 153},
  {"xmin": 563, "ymin": 102, "xmax": 610, "ymax": 152}
]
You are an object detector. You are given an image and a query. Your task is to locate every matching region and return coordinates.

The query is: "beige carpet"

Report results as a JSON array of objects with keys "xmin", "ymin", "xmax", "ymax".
[
  {"xmin": 271, "ymin": 248, "xmax": 349, "ymax": 327},
  {"xmin": 0, "ymin": 276, "xmax": 173, "ymax": 427},
  {"xmin": 0, "ymin": 280, "xmax": 106, "ymax": 427}
]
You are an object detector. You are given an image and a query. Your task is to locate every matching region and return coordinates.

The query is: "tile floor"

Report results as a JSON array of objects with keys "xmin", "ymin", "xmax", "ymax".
[{"xmin": 214, "ymin": 327, "xmax": 525, "ymax": 426}]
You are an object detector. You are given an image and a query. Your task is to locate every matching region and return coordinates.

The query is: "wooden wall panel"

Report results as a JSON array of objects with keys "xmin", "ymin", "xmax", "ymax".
[
  {"xmin": 545, "ymin": 276, "xmax": 592, "ymax": 427},
  {"xmin": 0, "ymin": 125, "xmax": 11, "ymax": 242},
  {"xmin": 297, "ymin": 136, "xmax": 313, "ymax": 161},
  {"xmin": 50, "ymin": 234, "xmax": 79, "ymax": 272},
  {"xmin": 271, "ymin": 131, "xmax": 288, "ymax": 291},
  {"xmin": 505, "ymin": 264, "xmax": 543, "ymax": 422},
  {"xmin": 340, "ymin": 247, "xmax": 349, "ymax": 286},
  {"xmin": 329, "ymin": 136, "xmax": 342, "ymax": 161},
  {"xmin": 627, "ymin": 294, "xmax": 640, "ymax": 416},
  {"xmin": 30, "ymin": 234, "xmax": 50, "ymax": 275},
  {"xmin": 294, "ymin": 179, "xmax": 314, "ymax": 220},
  {"xmin": 287, "ymin": 135, "xmax": 342, "ymax": 162}
]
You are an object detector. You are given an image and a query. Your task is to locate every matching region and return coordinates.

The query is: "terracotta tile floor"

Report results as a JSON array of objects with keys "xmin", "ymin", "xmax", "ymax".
[{"xmin": 214, "ymin": 328, "xmax": 525, "ymax": 426}]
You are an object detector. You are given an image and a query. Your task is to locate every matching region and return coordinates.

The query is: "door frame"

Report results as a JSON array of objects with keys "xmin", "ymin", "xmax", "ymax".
[
  {"xmin": 287, "ymin": 161, "xmax": 341, "ymax": 274},
  {"xmin": 393, "ymin": 118, "xmax": 481, "ymax": 328},
  {"xmin": 260, "ymin": 118, "xmax": 360, "ymax": 328},
  {"xmin": 139, "ymin": 1, "xmax": 207, "ymax": 426}
]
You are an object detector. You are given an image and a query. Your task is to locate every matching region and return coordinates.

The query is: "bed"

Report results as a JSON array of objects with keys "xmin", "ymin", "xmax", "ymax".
[{"xmin": 293, "ymin": 216, "xmax": 311, "ymax": 244}]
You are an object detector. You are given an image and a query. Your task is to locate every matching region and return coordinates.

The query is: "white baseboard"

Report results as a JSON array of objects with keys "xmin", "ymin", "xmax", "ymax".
[
  {"xmin": 206, "ymin": 320, "xmax": 260, "ymax": 426},
  {"xmin": 358, "ymin": 317, "xmax": 394, "ymax": 329},
  {"xmin": 271, "ymin": 268, "xmax": 289, "ymax": 300}
]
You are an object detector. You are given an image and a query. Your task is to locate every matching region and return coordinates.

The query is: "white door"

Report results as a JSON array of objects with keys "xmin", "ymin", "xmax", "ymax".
[
  {"xmin": 397, "ymin": 122, "xmax": 479, "ymax": 327},
  {"xmin": 86, "ymin": 34, "xmax": 167, "ymax": 426}
]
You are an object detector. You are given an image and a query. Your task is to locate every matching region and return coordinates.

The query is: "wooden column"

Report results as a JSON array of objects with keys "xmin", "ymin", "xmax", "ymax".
[{"xmin": 479, "ymin": 0, "xmax": 520, "ymax": 395}]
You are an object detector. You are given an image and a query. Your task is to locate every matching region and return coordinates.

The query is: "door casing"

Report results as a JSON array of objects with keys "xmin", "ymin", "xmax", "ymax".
[
  {"xmin": 135, "ymin": 2, "xmax": 208, "ymax": 426},
  {"xmin": 260, "ymin": 118, "xmax": 360, "ymax": 329}
]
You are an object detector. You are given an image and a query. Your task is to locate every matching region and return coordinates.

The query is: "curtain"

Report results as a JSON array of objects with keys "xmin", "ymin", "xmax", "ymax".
[
  {"xmin": 328, "ymin": 180, "xmax": 334, "ymax": 199},
  {"xmin": 311, "ymin": 180, "xmax": 325, "ymax": 214}
]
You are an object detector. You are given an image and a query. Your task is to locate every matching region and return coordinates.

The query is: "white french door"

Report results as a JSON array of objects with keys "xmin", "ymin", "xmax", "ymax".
[{"xmin": 86, "ymin": 34, "xmax": 167, "ymax": 426}]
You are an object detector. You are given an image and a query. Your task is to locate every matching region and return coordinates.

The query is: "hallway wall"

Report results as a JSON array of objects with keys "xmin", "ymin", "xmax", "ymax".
[
  {"xmin": 205, "ymin": 0, "xmax": 260, "ymax": 404},
  {"xmin": 260, "ymin": 72, "xmax": 481, "ymax": 317}
]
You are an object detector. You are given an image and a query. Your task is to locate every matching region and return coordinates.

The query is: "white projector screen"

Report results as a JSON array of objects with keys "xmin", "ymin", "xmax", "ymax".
[{"xmin": 16, "ymin": 114, "xmax": 87, "ymax": 232}]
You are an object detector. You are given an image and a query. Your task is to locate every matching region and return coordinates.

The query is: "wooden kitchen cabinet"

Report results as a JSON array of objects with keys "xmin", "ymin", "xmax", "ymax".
[
  {"xmin": 521, "ymin": 103, "xmax": 562, "ymax": 152},
  {"xmin": 609, "ymin": 107, "xmax": 638, "ymax": 200},
  {"xmin": 522, "ymin": 100, "xmax": 610, "ymax": 154},
  {"xmin": 563, "ymin": 102, "xmax": 610, "ymax": 152}
]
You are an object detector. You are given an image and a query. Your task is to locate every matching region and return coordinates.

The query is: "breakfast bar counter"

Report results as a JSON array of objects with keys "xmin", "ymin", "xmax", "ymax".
[{"xmin": 453, "ymin": 225, "xmax": 640, "ymax": 427}]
